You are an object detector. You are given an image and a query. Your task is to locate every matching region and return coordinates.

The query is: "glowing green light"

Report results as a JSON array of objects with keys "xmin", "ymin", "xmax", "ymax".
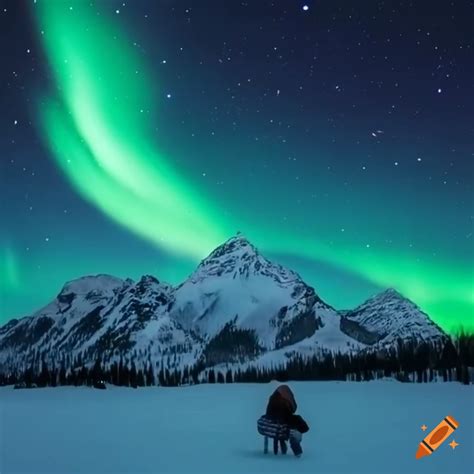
[
  {"xmin": 0, "ymin": 247, "xmax": 20, "ymax": 293},
  {"xmin": 35, "ymin": 2, "xmax": 232, "ymax": 259},
  {"xmin": 31, "ymin": 2, "xmax": 473, "ymax": 334}
]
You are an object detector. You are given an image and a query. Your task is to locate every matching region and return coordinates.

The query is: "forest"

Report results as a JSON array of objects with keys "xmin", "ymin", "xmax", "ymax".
[{"xmin": 3, "ymin": 331, "xmax": 473, "ymax": 388}]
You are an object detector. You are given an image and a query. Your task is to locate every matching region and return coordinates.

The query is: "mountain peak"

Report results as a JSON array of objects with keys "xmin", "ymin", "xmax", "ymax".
[
  {"xmin": 135, "ymin": 275, "xmax": 172, "ymax": 295},
  {"xmin": 374, "ymin": 288, "xmax": 405, "ymax": 301},
  {"xmin": 58, "ymin": 274, "xmax": 125, "ymax": 297},
  {"xmin": 200, "ymin": 234, "xmax": 257, "ymax": 264},
  {"xmin": 181, "ymin": 234, "xmax": 306, "ymax": 293},
  {"xmin": 356, "ymin": 287, "xmax": 421, "ymax": 317},
  {"xmin": 343, "ymin": 287, "xmax": 446, "ymax": 346},
  {"xmin": 137, "ymin": 275, "xmax": 161, "ymax": 286}
]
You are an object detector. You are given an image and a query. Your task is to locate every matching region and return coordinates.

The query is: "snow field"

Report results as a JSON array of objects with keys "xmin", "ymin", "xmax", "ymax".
[{"xmin": 0, "ymin": 381, "xmax": 472, "ymax": 474}]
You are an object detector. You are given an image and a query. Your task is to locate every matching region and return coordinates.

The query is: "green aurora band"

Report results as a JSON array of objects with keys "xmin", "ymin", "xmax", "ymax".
[
  {"xmin": 29, "ymin": 2, "xmax": 472, "ymax": 333},
  {"xmin": 0, "ymin": 247, "xmax": 20, "ymax": 293}
]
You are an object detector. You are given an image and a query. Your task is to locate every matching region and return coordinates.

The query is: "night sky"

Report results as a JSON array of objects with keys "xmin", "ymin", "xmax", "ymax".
[{"xmin": 1, "ymin": 0, "xmax": 473, "ymax": 332}]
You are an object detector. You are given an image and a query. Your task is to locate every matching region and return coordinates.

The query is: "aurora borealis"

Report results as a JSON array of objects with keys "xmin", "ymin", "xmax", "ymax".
[{"xmin": 1, "ymin": 1, "xmax": 473, "ymax": 332}]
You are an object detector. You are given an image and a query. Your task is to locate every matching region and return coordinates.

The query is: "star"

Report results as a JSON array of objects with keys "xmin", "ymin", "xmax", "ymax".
[
  {"xmin": 421, "ymin": 424, "xmax": 427, "ymax": 431},
  {"xmin": 302, "ymin": 5, "xmax": 309, "ymax": 11},
  {"xmin": 448, "ymin": 439, "xmax": 459, "ymax": 450}
]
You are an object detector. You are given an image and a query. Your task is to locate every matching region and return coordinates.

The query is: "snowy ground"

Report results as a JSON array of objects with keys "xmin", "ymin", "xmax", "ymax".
[{"xmin": 0, "ymin": 381, "xmax": 472, "ymax": 474}]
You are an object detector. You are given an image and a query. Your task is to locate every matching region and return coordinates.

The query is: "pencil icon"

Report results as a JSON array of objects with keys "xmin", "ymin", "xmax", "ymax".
[{"xmin": 416, "ymin": 415, "xmax": 459, "ymax": 459}]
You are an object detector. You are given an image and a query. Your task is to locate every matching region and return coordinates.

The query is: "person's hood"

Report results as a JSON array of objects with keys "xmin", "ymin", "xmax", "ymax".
[{"xmin": 275, "ymin": 384, "xmax": 297, "ymax": 412}]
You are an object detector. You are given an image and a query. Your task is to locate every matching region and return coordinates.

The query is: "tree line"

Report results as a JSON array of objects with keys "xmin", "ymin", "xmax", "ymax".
[{"xmin": 2, "ymin": 331, "xmax": 473, "ymax": 388}]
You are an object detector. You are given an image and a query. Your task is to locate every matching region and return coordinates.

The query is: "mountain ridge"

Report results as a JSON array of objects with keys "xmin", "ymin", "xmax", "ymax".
[{"xmin": 0, "ymin": 235, "xmax": 447, "ymax": 377}]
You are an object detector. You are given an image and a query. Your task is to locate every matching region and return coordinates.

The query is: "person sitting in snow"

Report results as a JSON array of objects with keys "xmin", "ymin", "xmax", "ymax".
[{"xmin": 263, "ymin": 384, "xmax": 309, "ymax": 457}]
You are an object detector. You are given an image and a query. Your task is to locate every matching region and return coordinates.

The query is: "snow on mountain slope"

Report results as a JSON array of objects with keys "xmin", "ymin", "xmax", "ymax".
[
  {"xmin": 49, "ymin": 274, "xmax": 127, "ymax": 325},
  {"xmin": 170, "ymin": 235, "xmax": 322, "ymax": 349},
  {"xmin": 211, "ymin": 302, "xmax": 366, "ymax": 374},
  {"xmin": 0, "ymin": 274, "xmax": 201, "ymax": 371},
  {"xmin": 308, "ymin": 302, "xmax": 366, "ymax": 351},
  {"xmin": 340, "ymin": 288, "xmax": 447, "ymax": 347},
  {"xmin": 58, "ymin": 274, "xmax": 126, "ymax": 301},
  {"xmin": 79, "ymin": 275, "xmax": 202, "ymax": 365},
  {"xmin": 0, "ymin": 275, "xmax": 128, "ymax": 358}
]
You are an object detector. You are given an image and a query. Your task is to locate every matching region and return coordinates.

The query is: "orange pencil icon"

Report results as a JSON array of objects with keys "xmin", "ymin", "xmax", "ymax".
[{"xmin": 416, "ymin": 415, "xmax": 459, "ymax": 459}]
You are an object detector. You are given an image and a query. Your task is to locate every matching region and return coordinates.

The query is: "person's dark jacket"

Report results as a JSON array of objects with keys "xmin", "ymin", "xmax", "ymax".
[
  {"xmin": 265, "ymin": 385, "xmax": 310, "ymax": 434},
  {"xmin": 266, "ymin": 391, "xmax": 296, "ymax": 425}
]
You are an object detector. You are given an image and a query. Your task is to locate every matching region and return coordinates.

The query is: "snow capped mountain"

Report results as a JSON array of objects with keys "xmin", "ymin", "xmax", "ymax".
[
  {"xmin": 188, "ymin": 235, "xmax": 300, "ymax": 284},
  {"xmin": 0, "ymin": 274, "xmax": 201, "ymax": 372},
  {"xmin": 0, "ymin": 236, "xmax": 448, "ymax": 378},
  {"xmin": 170, "ymin": 235, "xmax": 322, "ymax": 349},
  {"xmin": 77, "ymin": 274, "xmax": 190, "ymax": 353},
  {"xmin": 340, "ymin": 288, "xmax": 447, "ymax": 347},
  {"xmin": 0, "ymin": 274, "xmax": 128, "ymax": 358}
]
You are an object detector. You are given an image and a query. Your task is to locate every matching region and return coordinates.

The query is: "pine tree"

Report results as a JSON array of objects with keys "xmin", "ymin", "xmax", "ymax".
[
  {"xmin": 38, "ymin": 360, "xmax": 51, "ymax": 387},
  {"xmin": 182, "ymin": 366, "xmax": 189, "ymax": 385},
  {"xmin": 208, "ymin": 369, "xmax": 216, "ymax": 384},
  {"xmin": 110, "ymin": 362, "xmax": 118, "ymax": 386},
  {"xmin": 158, "ymin": 367, "xmax": 166, "ymax": 386},
  {"xmin": 59, "ymin": 362, "xmax": 67, "ymax": 386},
  {"xmin": 92, "ymin": 356, "xmax": 103, "ymax": 384},
  {"xmin": 137, "ymin": 369, "xmax": 145, "ymax": 387},
  {"xmin": 146, "ymin": 363, "xmax": 155, "ymax": 386},
  {"xmin": 130, "ymin": 362, "xmax": 138, "ymax": 388}
]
